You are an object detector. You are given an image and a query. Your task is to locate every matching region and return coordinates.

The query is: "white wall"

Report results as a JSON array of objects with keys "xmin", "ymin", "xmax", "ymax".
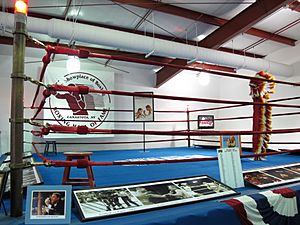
[
  {"xmin": 1, "ymin": 43, "xmax": 299, "ymax": 155},
  {"xmin": 218, "ymin": 68, "xmax": 300, "ymax": 150},
  {"xmin": 0, "ymin": 44, "xmax": 221, "ymax": 154}
]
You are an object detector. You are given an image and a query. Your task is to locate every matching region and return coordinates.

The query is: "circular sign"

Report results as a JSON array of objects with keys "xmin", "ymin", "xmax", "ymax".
[{"xmin": 49, "ymin": 72, "xmax": 111, "ymax": 129}]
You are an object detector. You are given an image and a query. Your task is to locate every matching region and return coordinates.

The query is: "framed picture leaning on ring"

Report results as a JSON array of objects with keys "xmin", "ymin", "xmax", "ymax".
[
  {"xmin": 25, "ymin": 185, "xmax": 72, "ymax": 224},
  {"xmin": 0, "ymin": 170, "xmax": 9, "ymax": 204}
]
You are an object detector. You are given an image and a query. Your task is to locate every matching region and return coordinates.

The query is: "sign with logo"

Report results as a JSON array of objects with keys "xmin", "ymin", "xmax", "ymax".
[
  {"xmin": 44, "ymin": 69, "xmax": 114, "ymax": 138},
  {"xmin": 198, "ymin": 115, "xmax": 214, "ymax": 129},
  {"xmin": 49, "ymin": 72, "xmax": 111, "ymax": 128},
  {"xmin": 217, "ymin": 148, "xmax": 244, "ymax": 188},
  {"xmin": 220, "ymin": 135, "xmax": 241, "ymax": 154}
]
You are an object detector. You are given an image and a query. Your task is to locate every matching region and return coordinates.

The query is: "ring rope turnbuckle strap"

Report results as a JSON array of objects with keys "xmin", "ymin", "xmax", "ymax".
[{"xmin": 9, "ymin": 161, "xmax": 32, "ymax": 170}]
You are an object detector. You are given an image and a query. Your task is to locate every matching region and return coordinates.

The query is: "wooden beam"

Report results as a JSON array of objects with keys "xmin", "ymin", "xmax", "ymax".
[
  {"xmin": 199, "ymin": 0, "xmax": 296, "ymax": 49},
  {"xmin": 156, "ymin": 59, "xmax": 187, "ymax": 88},
  {"xmin": 191, "ymin": 62, "xmax": 236, "ymax": 73},
  {"xmin": 289, "ymin": 1, "xmax": 300, "ymax": 12},
  {"xmin": 155, "ymin": 59, "xmax": 237, "ymax": 88},
  {"xmin": 113, "ymin": 0, "xmax": 296, "ymax": 46}
]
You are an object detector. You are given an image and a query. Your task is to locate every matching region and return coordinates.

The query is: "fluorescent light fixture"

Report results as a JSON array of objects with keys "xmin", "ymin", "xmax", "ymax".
[
  {"xmin": 195, "ymin": 34, "xmax": 206, "ymax": 41},
  {"xmin": 145, "ymin": 50, "xmax": 155, "ymax": 58},
  {"xmin": 187, "ymin": 58, "xmax": 197, "ymax": 64},
  {"xmin": 66, "ymin": 56, "xmax": 80, "ymax": 73},
  {"xmin": 153, "ymin": 67, "xmax": 162, "ymax": 73},
  {"xmin": 68, "ymin": 8, "xmax": 83, "ymax": 17}
]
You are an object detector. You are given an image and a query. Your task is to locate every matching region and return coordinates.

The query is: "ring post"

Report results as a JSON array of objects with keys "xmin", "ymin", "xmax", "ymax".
[
  {"xmin": 143, "ymin": 122, "xmax": 146, "ymax": 152},
  {"xmin": 10, "ymin": 0, "xmax": 28, "ymax": 217},
  {"xmin": 187, "ymin": 105, "xmax": 191, "ymax": 148}
]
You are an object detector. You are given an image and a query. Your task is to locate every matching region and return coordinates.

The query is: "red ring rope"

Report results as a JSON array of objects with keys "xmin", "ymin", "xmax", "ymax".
[
  {"xmin": 49, "ymin": 84, "xmax": 300, "ymax": 109},
  {"xmin": 33, "ymin": 124, "xmax": 300, "ymax": 137},
  {"xmin": 30, "ymin": 84, "xmax": 300, "ymax": 121},
  {"xmin": 32, "ymin": 142, "xmax": 300, "ymax": 167}
]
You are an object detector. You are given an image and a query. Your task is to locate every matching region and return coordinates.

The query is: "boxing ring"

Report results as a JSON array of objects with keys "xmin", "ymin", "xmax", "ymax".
[
  {"xmin": 2, "ymin": 147, "xmax": 300, "ymax": 225},
  {"xmin": 4, "ymin": 35, "xmax": 300, "ymax": 225}
]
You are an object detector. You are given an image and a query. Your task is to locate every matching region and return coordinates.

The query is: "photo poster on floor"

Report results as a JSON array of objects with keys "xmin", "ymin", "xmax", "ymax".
[
  {"xmin": 44, "ymin": 68, "xmax": 115, "ymax": 139},
  {"xmin": 217, "ymin": 148, "xmax": 244, "ymax": 188}
]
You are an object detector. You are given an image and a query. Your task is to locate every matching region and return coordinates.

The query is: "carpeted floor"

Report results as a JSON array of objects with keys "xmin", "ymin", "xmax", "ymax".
[{"xmin": 1, "ymin": 146, "xmax": 300, "ymax": 225}]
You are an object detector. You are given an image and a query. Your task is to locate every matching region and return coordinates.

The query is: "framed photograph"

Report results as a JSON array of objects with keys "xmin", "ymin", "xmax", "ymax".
[
  {"xmin": 0, "ymin": 157, "xmax": 43, "ymax": 192},
  {"xmin": 133, "ymin": 92, "xmax": 154, "ymax": 122},
  {"xmin": 243, "ymin": 162, "xmax": 300, "ymax": 188},
  {"xmin": 285, "ymin": 165, "xmax": 300, "ymax": 173},
  {"xmin": 2, "ymin": 151, "xmax": 32, "ymax": 163},
  {"xmin": 0, "ymin": 170, "xmax": 9, "ymax": 203},
  {"xmin": 73, "ymin": 175, "xmax": 238, "ymax": 221},
  {"xmin": 25, "ymin": 185, "xmax": 72, "ymax": 224},
  {"xmin": 198, "ymin": 115, "xmax": 214, "ymax": 129},
  {"xmin": 220, "ymin": 135, "xmax": 241, "ymax": 154}
]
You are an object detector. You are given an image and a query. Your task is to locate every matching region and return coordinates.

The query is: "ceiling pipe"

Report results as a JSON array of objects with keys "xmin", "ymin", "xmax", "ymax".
[{"xmin": 0, "ymin": 12, "xmax": 294, "ymax": 77}]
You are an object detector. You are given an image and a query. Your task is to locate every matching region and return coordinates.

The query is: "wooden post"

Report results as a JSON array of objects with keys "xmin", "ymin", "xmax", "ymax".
[{"xmin": 10, "ymin": 10, "xmax": 27, "ymax": 216}]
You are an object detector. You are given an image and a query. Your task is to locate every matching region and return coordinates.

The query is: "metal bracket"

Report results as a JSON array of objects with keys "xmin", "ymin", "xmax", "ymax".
[
  {"xmin": 27, "ymin": 35, "xmax": 46, "ymax": 49},
  {"xmin": 31, "ymin": 161, "xmax": 52, "ymax": 167},
  {"xmin": 27, "ymin": 119, "xmax": 46, "ymax": 128},
  {"xmin": 11, "ymin": 72, "xmax": 26, "ymax": 79},
  {"xmin": 9, "ymin": 161, "xmax": 32, "ymax": 170},
  {"xmin": 12, "ymin": 30, "xmax": 28, "ymax": 37},
  {"xmin": 24, "ymin": 75, "xmax": 48, "ymax": 88},
  {"xmin": 9, "ymin": 118, "xmax": 26, "ymax": 123}
]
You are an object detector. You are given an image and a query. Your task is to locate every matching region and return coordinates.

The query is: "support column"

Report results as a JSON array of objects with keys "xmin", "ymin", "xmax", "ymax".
[
  {"xmin": 186, "ymin": 106, "xmax": 191, "ymax": 148},
  {"xmin": 10, "ymin": 11, "xmax": 27, "ymax": 217}
]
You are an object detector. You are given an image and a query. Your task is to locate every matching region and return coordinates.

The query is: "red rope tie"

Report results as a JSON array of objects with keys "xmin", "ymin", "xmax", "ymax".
[
  {"xmin": 49, "ymin": 84, "xmax": 90, "ymax": 94},
  {"xmin": 31, "ymin": 130, "xmax": 42, "ymax": 137},
  {"xmin": 31, "ymin": 51, "xmax": 52, "ymax": 108},
  {"xmin": 41, "ymin": 127, "xmax": 50, "ymax": 135},
  {"xmin": 78, "ymin": 85, "xmax": 89, "ymax": 94},
  {"xmin": 42, "ymin": 89, "xmax": 51, "ymax": 97},
  {"xmin": 42, "ymin": 54, "xmax": 51, "ymax": 64},
  {"xmin": 78, "ymin": 49, "xmax": 90, "ymax": 58},
  {"xmin": 77, "ymin": 159, "xmax": 90, "ymax": 168},
  {"xmin": 32, "ymin": 142, "xmax": 49, "ymax": 162},
  {"xmin": 77, "ymin": 125, "xmax": 89, "ymax": 134},
  {"xmin": 31, "ymin": 90, "xmax": 52, "ymax": 120}
]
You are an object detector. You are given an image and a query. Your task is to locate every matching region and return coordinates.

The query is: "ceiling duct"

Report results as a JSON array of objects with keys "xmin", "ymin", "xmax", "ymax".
[{"xmin": 0, "ymin": 12, "xmax": 293, "ymax": 77}]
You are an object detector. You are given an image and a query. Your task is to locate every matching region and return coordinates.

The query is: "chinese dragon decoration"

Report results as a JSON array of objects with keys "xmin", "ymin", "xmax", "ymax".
[{"xmin": 249, "ymin": 71, "xmax": 276, "ymax": 160}]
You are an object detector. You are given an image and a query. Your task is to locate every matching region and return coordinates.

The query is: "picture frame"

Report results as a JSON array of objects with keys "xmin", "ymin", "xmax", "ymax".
[
  {"xmin": 2, "ymin": 151, "xmax": 32, "ymax": 163},
  {"xmin": 220, "ymin": 135, "xmax": 242, "ymax": 154},
  {"xmin": 0, "ymin": 170, "xmax": 9, "ymax": 203},
  {"xmin": 133, "ymin": 92, "xmax": 154, "ymax": 122},
  {"xmin": 25, "ymin": 185, "xmax": 72, "ymax": 224},
  {"xmin": 243, "ymin": 162, "xmax": 300, "ymax": 188},
  {"xmin": 198, "ymin": 115, "xmax": 214, "ymax": 129},
  {"xmin": 73, "ymin": 175, "xmax": 238, "ymax": 221},
  {"xmin": 0, "ymin": 157, "xmax": 43, "ymax": 192}
]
